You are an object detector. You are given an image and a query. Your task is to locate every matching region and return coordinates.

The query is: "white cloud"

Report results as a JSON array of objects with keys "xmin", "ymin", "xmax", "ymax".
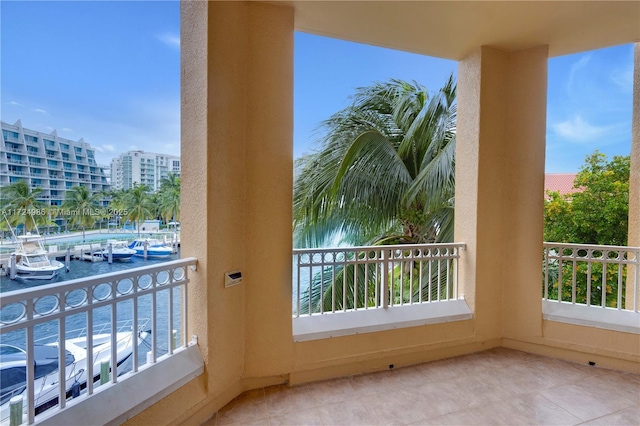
[
  {"xmin": 94, "ymin": 146, "xmax": 104, "ymax": 153},
  {"xmin": 157, "ymin": 33, "xmax": 180, "ymax": 50},
  {"xmin": 33, "ymin": 108, "xmax": 48, "ymax": 115},
  {"xmin": 8, "ymin": 101, "xmax": 23, "ymax": 106},
  {"xmin": 61, "ymin": 128, "xmax": 73, "ymax": 133},
  {"xmin": 103, "ymin": 144, "xmax": 115, "ymax": 152},
  {"xmin": 567, "ymin": 53, "xmax": 591, "ymax": 95},
  {"xmin": 610, "ymin": 67, "xmax": 633, "ymax": 92},
  {"xmin": 551, "ymin": 115, "xmax": 615, "ymax": 143}
]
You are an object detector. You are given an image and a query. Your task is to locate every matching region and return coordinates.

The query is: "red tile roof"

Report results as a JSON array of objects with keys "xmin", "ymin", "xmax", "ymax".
[{"xmin": 544, "ymin": 173, "xmax": 579, "ymax": 199}]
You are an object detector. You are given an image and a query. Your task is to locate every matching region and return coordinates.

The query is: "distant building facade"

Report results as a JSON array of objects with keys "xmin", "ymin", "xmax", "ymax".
[
  {"xmin": 110, "ymin": 150, "xmax": 180, "ymax": 191},
  {"xmin": 0, "ymin": 120, "xmax": 111, "ymax": 207}
]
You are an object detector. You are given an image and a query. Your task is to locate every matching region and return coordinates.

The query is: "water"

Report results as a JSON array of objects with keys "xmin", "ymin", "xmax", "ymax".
[
  {"xmin": 0, "ymin": 231, "xmax": 177, "ymax": 254},
  {"xmin": 0, "ymin": 252, "xmax": 180, "ymax": 293}
]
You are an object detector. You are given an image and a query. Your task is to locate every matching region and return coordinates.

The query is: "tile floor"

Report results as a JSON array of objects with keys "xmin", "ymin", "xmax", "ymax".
[{"xmin": 202, "ymin": 348, "xmax": 640, "ymax": 426}]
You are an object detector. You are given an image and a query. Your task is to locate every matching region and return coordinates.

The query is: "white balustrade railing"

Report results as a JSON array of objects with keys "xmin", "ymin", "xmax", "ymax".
[
  {"xmin": 0, "ymin": 257, "xmax": 197, "ymax": 424},
  {"xmin": 293, "ymin": 243, "xmax": 465, "ymax": 317},
  {"xmin": 543, "ymin": 243, "xmax": 639, "ymax": 311}
]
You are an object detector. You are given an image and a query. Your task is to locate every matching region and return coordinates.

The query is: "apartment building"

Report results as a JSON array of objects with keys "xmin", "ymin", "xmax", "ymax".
[
  {"xmin": 110, "ymin": 150, "xmax": 180, "ymax": 191},
  {"xmin": 0, "ymin": 119, "xmax": 110, "ymax": 206}
]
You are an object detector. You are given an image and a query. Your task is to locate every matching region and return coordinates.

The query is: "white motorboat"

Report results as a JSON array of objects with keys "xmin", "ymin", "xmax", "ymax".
[
  {"xmin": 0, "ymin": 322, "xmax": 148, "ymax": 422},
  {"xmin": 96, "ymin": 240, "xmax": 137, "ymax": 261},
  {"xmin": 9, "ymin": 234, "xmax": 64, "ymax": 280},
  {"xmin": 128, "ymin": 238, "xmax": 173, "ymax": 259}
]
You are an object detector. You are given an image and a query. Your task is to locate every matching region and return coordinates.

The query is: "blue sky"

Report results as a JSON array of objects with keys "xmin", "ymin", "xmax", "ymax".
[{"xmin": 0, "ymin": 1, "xmax": 634, "ymax": 173}]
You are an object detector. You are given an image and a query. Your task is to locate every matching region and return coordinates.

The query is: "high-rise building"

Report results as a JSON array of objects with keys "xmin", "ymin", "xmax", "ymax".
[
  {"xmin": 110, "ymin": 150, "xmax": 180, "ymax": 191},
  {"xmin": 0, "ymin": 120, "xmax": 111, "ymax": 207}
]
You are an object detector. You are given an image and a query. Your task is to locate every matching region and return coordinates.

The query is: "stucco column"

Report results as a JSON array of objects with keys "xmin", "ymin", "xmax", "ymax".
[
  {"xmin": 456, "ymin": 46, "xmax": 548, "ymax": 342},
  {"xmin": 627, "ymin": 43, "xmax": 640, "ymax": 309},
  {"xmin": 242, "ymin": 2, "xmax": 294, "ymax": 380}
]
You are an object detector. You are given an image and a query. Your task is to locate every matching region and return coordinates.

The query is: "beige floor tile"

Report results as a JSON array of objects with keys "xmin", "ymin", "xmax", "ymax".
[
  {"xmin": 525, "ymin": 357, "xmax": 599, "ymax": 387},
  {"xmin": 221, "ymin": 418, "xmax": 270, "ymax": 426},
  {"xmin": 357, "ymin": 389, "xmax": 426, "ymax": 425},
  {"xmin": 269, "ymin": 407, "xmax": 324, "ymax": 426},
  {"xmin": 541, "ymin": 382, "xmax": 637, "ymax": 422},
  {"xmin": 265, "ymin": 384, "xmax": 317, "ymax": 417},
  {"xmin": 306, "ymin": 377, "xmax": 357, "ymax": 406},
  {"xmin": 349, "ymin": 370, "xmax": 400, "ymax": 397},
  {"xmin": 412, "ymin": 381, "xmax": 467, "ymax": 418},
  {"xmin": 415, "ymin": 408, "xmax": 489, "ymax": 425},
  {"xmin": 437, "ymin": 375, "xmax": 512, "ymax": 409},
  {"xmin": 316, "ymin": 399, "xmax": 379, "ymax": 425},
  {"xmin": 411, "ymin": 358, "xmax": 470, "ymax": 384},
  {"xmin": 582, "ymin": 406, "xmax": 640, "ymax": 425},
  {"xmin": 217, "ymin": 389, "xmax": 268, "ymax": 426},
  {"xmin": 469, "ymin": 393, "xmax": 582, "ymax": 425},
  {"xmin": 210, "ymin": 349, "xmax": 639, "ymax": 426}
]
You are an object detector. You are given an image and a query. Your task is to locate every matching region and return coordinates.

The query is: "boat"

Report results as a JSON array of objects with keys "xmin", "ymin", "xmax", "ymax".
[
  {"xmin": 128, "ymin": 238, "xmax": 173, "ymax": 259},
  {"xmin": 96, "ymin": 240, "xmax": 137, "ymax": 261},
  {"xmin": 0, "ymin": 322, "xmax": 148, "ymax": 422},
  {"xmin": 8, "ymin": 234, "xmax": 65, "ymax": 280}
]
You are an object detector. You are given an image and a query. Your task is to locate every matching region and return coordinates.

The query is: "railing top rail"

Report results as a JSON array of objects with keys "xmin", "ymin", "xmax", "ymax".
[
  {"xmin": 0, "ymin": 257, "xmax": 197, "ymax": 307},
  {"xmin": 544, "ymin": 242, "xmax": 640, "ymax": 252},
  {"xmin": 293, "ymin": 242, "xmax": 466, "ymax": 255}
]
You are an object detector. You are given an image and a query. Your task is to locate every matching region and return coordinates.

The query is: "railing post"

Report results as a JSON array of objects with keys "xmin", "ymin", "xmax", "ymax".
[{"xmin": 381, "ymin": 249, "xmax": 389, "ymax": 308}]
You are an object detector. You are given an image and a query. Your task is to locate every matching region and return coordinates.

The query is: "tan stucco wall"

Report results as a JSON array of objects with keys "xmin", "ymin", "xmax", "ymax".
[
  {"xmin": 629, "ymin": 44, "xmax": 640, "ymax": 243},
  {"xmin": 243, "ymin": 3, "xmax": 295, "ymax": 380},
  {"xmin": 455, "ymin": 46, "xmax": 548, "ymax": 343},
  {"xmin": 498, "ymin": 46, "xmax": 548, "ymax": 340},
  {"xmin": 291, "ymin": 320, "xmax": 487, "ymax": 385},
  {"xmin": 126, "ymin": 2, "xmax": 294, "ymax": 424},
  {"xmin": 625, "ymin": 43, "xmax": 639, "ymax": 310},
  {"xmin": 127, "ymin": 4, "xmax": 639, "ymax": 425}
]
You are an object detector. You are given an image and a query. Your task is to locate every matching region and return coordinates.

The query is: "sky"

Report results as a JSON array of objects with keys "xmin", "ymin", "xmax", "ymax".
[{"xmin": 0, "ymin": 1, "xmax": 634, "ymax": 173}]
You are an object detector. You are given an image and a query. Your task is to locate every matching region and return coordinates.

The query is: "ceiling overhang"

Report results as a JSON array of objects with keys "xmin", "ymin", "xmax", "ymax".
[{"xmin": 289, "ymin": 1, "xmax": 640, "ymax": 59}]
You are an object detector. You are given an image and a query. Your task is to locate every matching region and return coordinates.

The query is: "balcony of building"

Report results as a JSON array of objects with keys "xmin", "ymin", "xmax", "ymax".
[{"xmin": 1, "ymin": 1, "xmax": 639, "ymax": 426}]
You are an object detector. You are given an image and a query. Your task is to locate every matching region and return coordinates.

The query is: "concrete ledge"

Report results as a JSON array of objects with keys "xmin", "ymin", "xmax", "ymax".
[
  {"xmin": 36, "ymin": 342, "xmax": 204, "ymax": 426},
  {"xmin": 293, "ymin": 299, "xmax": 473, "ymax": 342},
  {"xmin": 542, "ymin": 300, "xmax": 640, "ymax": 334}
]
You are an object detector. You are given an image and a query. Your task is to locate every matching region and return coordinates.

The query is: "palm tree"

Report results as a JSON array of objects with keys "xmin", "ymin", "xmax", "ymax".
[
  {"xmin": 105, "ymin": 188, "xmax": 128, "ymax": 229},
  {"xmin": 294, "ymin": 76, "xmax": 456, "ymax": 248},
  {"xmin": 124, "ymin": 184, "xmax": 154, "ymax": 237},
  {"xmin": 62, "ymin": 185, "xmax": 100, "ymax": 242},
  {"xmin": 0, "ymin": 181, "xmax": 47, "ymax": 234},
  {"xmin": 294, "ymin": 77, "xmax": 457, "ymax": 314},
  {"xmin": 158, "ymin": 173, "xmax": 180, "ymax": 227}
]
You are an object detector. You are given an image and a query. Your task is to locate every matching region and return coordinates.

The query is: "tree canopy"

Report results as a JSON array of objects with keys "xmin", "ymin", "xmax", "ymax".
[
  {"xmin": 294, "ymin": 76, "xmax": 457, "ymax": 248},
  {"xmin": 544, "ymin": 151, "xmax": 630, "ymax": 246}
]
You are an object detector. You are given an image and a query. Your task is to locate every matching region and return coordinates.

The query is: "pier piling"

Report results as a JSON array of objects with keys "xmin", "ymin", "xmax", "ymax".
[
  {"xmin": 9, "ymin": 254, "xmax": 16, "ymax": 280},
  {"xmin": 9, "ymin": 395, "xmax": 22, "ymax": 426},
  {"xmin": 100, "ymin": 361, "xmax": 110, "ymax": 385}
]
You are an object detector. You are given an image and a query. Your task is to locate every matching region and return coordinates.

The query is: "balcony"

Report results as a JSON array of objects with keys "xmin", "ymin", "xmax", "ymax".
[
  {"xmin": 0, "ymin": 258, "xmax": 202, "ymax": 425},
  {"xmin": 1, "ymin": 2, "xmax": 634, "ymax": 425},
  {"xmin": 4, "ymin": 241, "xmax": 634, "ymax": 426},
  {"xmin": 209, "ymin": 347, "xmax": 639, "ymax": 426}
]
